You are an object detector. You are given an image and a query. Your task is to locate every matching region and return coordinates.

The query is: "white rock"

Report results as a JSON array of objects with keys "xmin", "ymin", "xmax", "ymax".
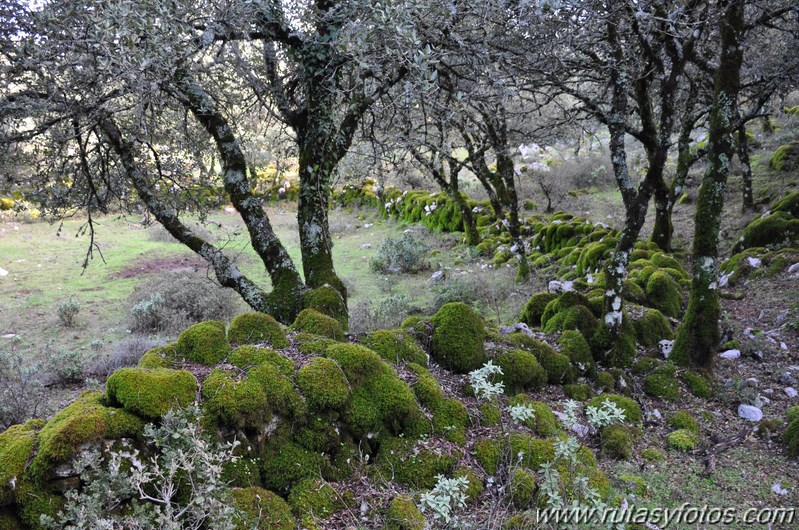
[
  {"xmin": 364, "ymin": 223, "xmax": 373, "ymax": 228},
  {"xmin": 738, "ymin": 404, "xmax": 763, "ymax": 422},
  {"xmin": 548, "ymin": 280, "xmax": 563, "ymax": 292},
  {"xmin": 652, "ymin": 409, "xmax": 662, "ymax": 420},
  {"xmin": 2, "ymin": 333, "xmax": 16, "ymax": 339},
  {"xmin": 746, "ymin": 257, "xmax": 762, "ymax": 268},
  {"xmin": 428, "ymin": 270, "xmax": 445, "ymax": 283},
  {"xmin": 785, "ymin": 387, "xmax": 798, "ymax": 398},
  {"xmin": 0, "ymin": 267, "xmax": 7, "ymax": 277},
  {"xmin": 361, "ymin": 243, "xmax": 371, "ymax": 249},
  {"xmin": 781, "ymin": 342, "xmax": 788, "ymax": 351},
  {"xmin": 772, "ymin": 482, "xmax": 789, "ymax": 496},
  {"xmin": 572, "ymin": 423, "xmax": 590, "ymax": 437},
  {"xmin": 720, "ymin": 349, "xmax": 741, "ymax": 359},
  {"xmin": 788, "ymin": 263, "xmax": 799, "ymax": 274},
  {"xmin": 658, "ymin": 340, "xmax": 674, "ymax": 359}
]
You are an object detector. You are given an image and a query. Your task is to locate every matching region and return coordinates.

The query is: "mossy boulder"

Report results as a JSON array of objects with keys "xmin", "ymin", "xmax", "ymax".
[
  {"xmin": 644, "ymin": 364, "xmax": 681, "ymax": 402},
  {"xmin": 260, "ymin": 439, "xmax": 327, "ymax": 493},
  {"xmin": 296, "ymin": 358, "xmax": 350, "ymax": 411},
  {"xmin": 667, "ymin": 429, "xmax": 699, "ymax": 451},
  {"xmin": 590, "ymin": 316, "xmax": 637, "ymax": 368},
  {"xmin": 784, "ymin": 419, "xmax": 799, "ymax": 457},
  {"xmin": 176, "ymin": 320, "xmax": 230, "ymax": 365},
  {"xmin": 495, "ymin": 349, "xmax": 547, "ymax": 393},
  {"xmin": 509, "ymin": 468, "xmax": 537, "ymax": 508},
  {"xmin": 668, "ymin": 411, "xmax": 700, "ymax": 434},
  {"xmin": 228, "ymin": 312, "xmax": 289, "ymax": 348},
  {"xmin": 769, "ymin": 142, "xmax": 799, "ymax": 171},
  {"xmin": 642, "ymin": 448, "xmax": 664, "ymax": 461},
  {"xmin": 531, "ymin": 341, "xmax": 575, "ymax": 385},
  {"xmin": 293, "ymin": 309, "xmax": 345, "ymax": 341},
  {"xmin": 600, "ymin": 424, "xmax": 634, "ymax": 460},
  {"xmin": 201, "ymin": 369, "xmax": 271, "ymax": 429},
  {"xmin": 407, "ymin": 363, "xmax": 444, "ymax": 409},
  {"xmin": 733, "ymin": 211, "xmax": 799, "ymax": 253},
  {"xmin": 303, "ymin": 285, "xmax": 349, "ymax": 331},
  {"xmin": 105, "ymin": 367, "xmax": 197, "ymax": 419},
  {"xmin": 633, "ymin": 308, "xmax": 674, "ymax": 347},
  {"xmin": 248, "ymin": 362, "xmax": 306, "ymax": 418},
  {"xmin": 288, "ymin": 478, "xmax": 346, "ymax": 528},
  {"xmin": 0, "ymin": 420, "xmax": 42, "ymax": 504},
  {"xmin": 294, "ymin": 333, "xmax": 338, "ymax": 356},
  {"xmin": 563, "ymin": 383, "xmax": 592, "ymax": 401},
  {"xmin": 229, "ymin": 345, "xmax": 294, "ymax": 374},
  {"xmin": 520, "ymin": 292, "xmax": 558, "ymax": 327},
  {"xmin": 542, "ymin": 304, "xmax": 598, "ymax": 337},
  {"xmin": 230, "ymin": 487, "xmax": 295, "ymax": 529},
  {"xmin": 645, "ymin": 272, "xmax": 682, "ymax": 318},
  {"xmin": 681, "ymin": 371, "xmax": 714, "ymax": 398},
  {"xmin": 453, "ymin": 466, "xmax": 484, "ymax": 503},
  {"xmin": 587, "ymin": 394, "xmax": 641, "ymax": 424},
  {"xmin": 17, "ymin": 483, "xmax": 63, "ymax": 530},
  {"xmin": 361, "ymin": 329, "xmax": 427, "ymax": 366},
  {"xmin": 430, "ymin": 302, "xmax": 486, "ymax": 373},
  {"xmin": 137, "ymin": 344, "xmax": 175, "ymax": 368},
  {"xmin": 384, "ymin": 495, "xmax": 425, "ymax": 530},
  {"xmin": 27, "ymin": 392, "xmax": 144, "ymax": 482},
  {"xmin": 509, "ymin": 395, "xmax": 559, "ymax": 436},
  {"xmin": 372, "ymin": 437, "xmax": 458, "ymax": 489},
  {"xmin": 432, "ymin": 398, "xmax": 469, "ymax": 445},
  {"xmin": 558, "ymin": 329, "xmax": 595, "ymax": 378},
  {"xmin": 473, "ymin": 438, "xmax": 501, "ymax": 475},
  {"xmin": 326, "ymin": 344, "xmax": 423, "ymax": 439}
]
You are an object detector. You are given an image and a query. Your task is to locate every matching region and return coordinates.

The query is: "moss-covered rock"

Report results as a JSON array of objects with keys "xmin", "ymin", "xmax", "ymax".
[
  {"xmin": 430, "ymin": 302, "xmax": 486, "ymax": 373},
  {"xmin": 288, "ymin": 478, "xmax": 345, "ymax": 528},
  {"xmin": 681, "ymin": 371, "xmax": 714, "ymax": 398},
  {"xmin": 384, "ymin": 495, "xmax": 425, "ymax": 530},
  {"xmin": 519, "ymin": 292, "xmax": 558, "ymax": 327},
  {"xmin": 294, "ymin": 333, "xmax": 338, "ymax": 356},
  {"xmin": 260, "ymin": 438, "xmax": 327, "ymax": 493},
  {"xmin": 27, "ymin": 392, "xmax": 144, "ymax": 482},
  {"xmin": 296, "ymin": 358, "xmax": 350, "ymax": 411},
  {"xmin": 230, "ymin": 487, "xmax": 295, "ymax": 529},
  {"xmin": 229, "ymin": 345, "xmax": 294, "ymax": 375},
  {"xmin": 407, "ymin": 363, "xmax": 444, "ymax": 409},
  {"xmin": 509, "ymin": 434, "xmax": 555, "ymax": 470},
  {"xmin": 587, "ymin": 394, "xmax": 641, "ymax": 423},
  {"xmin": 326, "ymin": 344, "xmax": 422, "ymax": 439},
  {"xmin": 0, "ymin": 420, "xmax": 41, "ymax": 504},
  {"xmin": 304, "ymin": 285, "xmax": 349, "ymax": 331},
  {"xmin": 293, "ymin": 309, "xmax": 345, "ymax": 341},
  {"xmin": 495, "ymin": 349, "xmax": 547, "ymax": 393},
  {"xmin": 558, "ymin": 330, "xmax": 596, "ymax": 378},
  {"xmin": 176, "ymin": 321, "xmax": 230, "ymax": 365},
  {"xmin": 784, "ymin": 419, "xmax": 799, "ymax": 457},
  {"xmin": 432, "ymin": 398, "xmax": 469, "ymax": 445},
  {"xmin": 473, "ymin": 438, "xmax": 501, "ymax": 476},
  {"xmin": 508, "ymin": 395, "xmax": 559, "ymax": 436},
  {"xmin": 228, "ymin": 312, "xmax": 289, "ymax": 348},
  {"xmin": 17, "ymin": 484, "xmax": 63, "ymax": 530},
  {"xmin": 105, "ymin": 367, "xmax": 197, "ymax": 419},
  {"xmin": 509, "ymin": 467, "xmax": 537, "ymax": 508},
  {"xmin": 479, "ymin": 401, "xmax": 501, "ymax": 426},
  {"xmin": 668, "ymin": 411, "xmax": 700, "ymax": 434},
  {"xmin": 733, "ymin": 211, "xmax": 799, "ymax": 254},
  {"xmin": 631, "ymin": 356, "xmax": 661, "ymax": 375},
  {"xmin": 633, "ymin": 308, "xmax": 674, "ymax": 347},
  {"xmin": 641, "ymin": 448, "xmax": 664, "ymax": 461},
  {"xmin": 590, "ymin": 316, "xmax": 637, "ymax": 368},
  {"xmin": 596, "ymin": 371, "xmax": 615, "ymax": 391},
  {"xmin": 453, "ymin": 466, "xmax": 484, "ymax": 503},
  {"xmin": 563, "ymin": 383, "xmax": 592, "ymax": 401},
  {"xmin": 137, "ymin": 344, "xmax": 175, "ymax": 368},
  {"xmin": 534, "ymin": 344, "xmax": 575, "ymax": 385},
  {"xmin": 542, "ymin": 304, "xmax": 599, "ymax": 337},
  {"xmin": 600, "ymin": 424, "xmax": 634, "ymax": 460},
  {"xmin": 769, "ymin": 142, "xmax": 799, "ymax": 171},
  {"xmin": 361, "ymin": 329, "xmax": 427, "ymax": 366},
  {"xmin": 372, "ymin": 438, "xmax": 457, "ymax": 489},
  {"xmin": 201, "ymin": 369, "xmax": 271, "ymax": 429},
  {"xmin": 644, "ymin": 364, "xmax": 681, "ymax": 401},
  {"xmin": 667, "ymin": 429, "xmax": 699, "ymax": 451},
  {"xmin": 248, "ymin": 362, "xmax": 306, "ymax": 418},
  {"xmin": 645, "ymin": 272, "xmax": 682, "ymax": 318}
]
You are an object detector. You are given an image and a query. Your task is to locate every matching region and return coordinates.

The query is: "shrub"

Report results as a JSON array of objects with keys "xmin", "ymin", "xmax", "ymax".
[
  {"xmin": 292, "ymin": 309, "xmax": 345, "ymax": 341},
  {"xmin": 431, "ymin": 302, "xmax": 486, "ymax": 373},
  {"xmin": 371, "ymin": 232, "xmax": 430, "ymax": 274},
  {"xmin": 0, "ymin": 348, "xmax": 48, "ymax": 429},
  {"xmin": 46, "ymin": 349, "xmax": 85, "ymax": 385},
  {"xmin": 127, "ymin": 272, "xmax": 242, "ymax": 334},
  {"xmin": 56, "ymin": 297, "xmax": 80, "ymax": 327},
  {"xmin": 667, "ymin": 429, "xmax": 699, "ymax": 451},
  {"xmin": 227, "ymin": 312, "xmax": 289, "ymax": 348},
  {"xmin": 176, "ymin": 321, "xmax": 231, "ymax": 365},
  {"xmin": 349, "ymin": 295, "xmax": 414, "ymax": 334},
  {"xmin": 86, "ymin": 337, "xmax": 164, "ymax": 377}
]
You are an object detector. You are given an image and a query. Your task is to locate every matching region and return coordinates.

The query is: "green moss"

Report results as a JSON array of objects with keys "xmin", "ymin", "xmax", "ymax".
[
  {"xmin": 601, "ymin": 425, "xmax": 634, "ymax": 460},
  {"xmin": 644, "ymin": 365, "xmax": 681, "ymax": 401},
  {"xmin": 288, "ymin": 478, "xmax": 345, "ymax": 528},
  {"xmin": 787, "ymin": 405, "xmax": 799, "ymax": 423},
  {"xmin": 294, "ymin": 333, "xmax": 338, "ymax": 356},
  {"xmin": 0, "ymin": 512, "xmax": 23, "ymax": 530},
  {"xmin": 587, "ymin": 394, "xmax": 641, "ymax": 423},
  {"xmin": 105, "ymin": 367, "xmax": 196, "ymax": 419},
  {"xmin": 784, "ymin": 419, "xmax": 799, "ymax": 457},
  {"xmin": 137, "ymin": 344, "xmax": 174, "ymax": 368},
  {"xmin": 631, "ymin": 357, "xmax": 661, "ymax": 375},
  {"xmin": 473, "ymin": 438, "xmax": 501, "ymax": 475},
  {"xmin": 590, "ymin": 315, "xmax": 637, "ymax": 368},
  {"xmin": 479, "ymin": 401, "xmax": 501, "ymax": 426},
  {"xmin": 261, "ymin": 438, "xmax": 327, "ymax": 493},
  {"xmin": 519, "ymin": 292, "xmax": 558, "ymax": 327},
  {"xmin": 327, "ymin": 344, "xmax": 422, "ymax": 439},
  {"xmin": 229, "ymin": 345, "xmax": 294, "ymax": 375},
  {"xmin": 407, "ymin": 363, "xmax": 444, "ymax": 409},
  {"xmin": 650, "ymin": 253, "xmax": 685, "ymax": 274},
  {"xmin": 453, "ymin": 466, "xmax": 483, "ymax": 503},
  {"xmin": 558, "ymin": 330, "xmax": 595, "ymax": 378},
  {"xmin": 228, "ymin": 312, "xmax": 289, "ymax": 348},
  {"xmin": 510, "ymin": 467, "xmax": 537, "ymax": 508},
  {"xmin": 769, "ymin": 142, "xmax": 799, "ymax": 171},
  {"xmin": 509, "ymin": 395, "xmax": 559, "ymax": 436},
  {"xmin": 563, "ymin": 383, "xmax": 592, "ymax": 401},
  {"xmin": 201, "ymin": 369, "xmax": 270, "ymax": 429},
  {"xmin": 293, "ymin": 309, "xmax": 345, "ymax": 341},
  {"xmin": 641, "ymin": 448, "xmax": 664, "ymax": 461},
  {"xmin": 621, "ymin": 280, "xmax": 646, "ymax": 304},
  {"xmin": 176, "ymin": 321, "xmax": 231, "ymax": 365},
  {"xmin": 432, "ymin": 398, "xmax": 469, "ymax": 445},
  {"xmin": 495, "ymin": 349, "xmax": 547, "ymax": 393},
  {"xmin": 543, "ymin": 304, "xmax": 599, "ymax": 337},
  {"xmin": 27, "ymin": 392, "xmax": 143, "ymax": 483},
  {"xmin": 596, "ymin": 371, "xmax": 615, "ymax": 391},
  {"xmin": 294, "ymin": 414, "xmax": 340, "ymax": 453},
  {"xmin": 17, "ymin": 484, "xmax": 63, "ymax": 530},
  {"xmin": 535, "ymin": 345, "xmax": 575, "ymax": 385},
  {"xmin": 361, "ymin": 329, "xmax": 427, "ymax": 366},
  {"xmin": 668, "ymin": 411, "xmax": 700, "ymax": 434},
  {"xmin": 384, "ymin": 495, "xmax": 425, "ymax": 530},
  {"xmin": 248, "ymin": 362, "xmax": 306, "ymax": 418},
  {"xmin": 680, "ymin": 371, "xmax": 714, "ymax": 398},
  {"xmin": 0, "ymin": 421, "xmax": 40, "ymax": 504},
  {"xmin": 509, "ymin": 434, "xmax": 555, "ymax": 469},
  {"xmin": 230, "ymin": 487, "xmax": 295, "ymax": 529},
  {"xmin": 304, "ymin": 285, "xmax": 349, "ymax": 331},
  {"xmin": 645, "ymin": 272, "xmax": 682, "ymax": 318},
  {"xmin": 733, "ymin": 210, "xmax": 799, "ymax": 254},
  {"xmin": 667, "ymin": 429, "xmax": 699, "ymax": 451},
  {"xmin": 296, "ymin": 358, "xmax": 350, "ymax": 411},
  {"xmin": 372, "ymin": 437, "xmax": 457, "ymax": 489},
  {"xmin": 430, "ymin": 302, "xmax": 486, "ymax": 373},
  {"xmin": 633, "ymin": 308, "xmax": 674, "ymax": 347}
]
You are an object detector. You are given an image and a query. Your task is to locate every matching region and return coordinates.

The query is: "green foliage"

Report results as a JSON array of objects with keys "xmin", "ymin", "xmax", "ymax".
[
  {"xmin": 644, "ymin": 364, "xmax": 681, "ymax": 401},
  {"xmin": 519, "ymin": 292, "xmax": 558, "ymax": 327},
  {"xmin": 509, "ymin": 395, "xmax": 559, "ymax": 436},
  {"xmin": 453, "ymin": 466, "xmax": 483, "ymax": 502},
  {"xmin": 431, "ymin": 302, "xmax": 487, "ymax": 373},
  {"xmin": 105, "ymin": 367, "xmax": 196, "ymax": 419},
  {"xmin": 558, "ymin": 330, "xmax": 595, "ymax": 378},
  {"xmin": 586, "ymin": 394, "xmax": 641, "ymax": 424},
  {"xmin": 361, "ymin": 329, "xmax": 427, "ymax": 366},
  {"xmin": 294, "ymin": 333, "xmax": 338, "ymax": 356},
  {"xmin": 288, "ymin": 478, "xmax": 345, "ymax": 528},
  {"xmin": 641, "ymin": 448, "xmax": 664, "ymax": 461},
  {"xmin": 176, "ymin": 321, "xmax": 231, "ymax": 366},
  {"xmin": 384, "ymin": 495, "xmax": 425, "ymax": 530},
  {"xmin": 296, "ymin": 358, "xmax": 350, "ymax": 411},
  {"xmin": 227, "ymin": 312, "xmax": 289, "ymax": 348},
  {"xmin": 600, "ymin": 424, "xmax": 634, "ymax": 460},
  {"xmin": 495, "ymin": 349, "xmax": 547, "ymax": 393},
  {"xmin": 668, "ymin": 411, "xmax": 700, "ymax": 434},
  {"xmin": 371, "ymin": 232, "xmax": 430, "ymax": 274},
  {"xmin": 645, "ymin": 272, "xmax": 683, "ymax": 318},
  {"xmin": 372, "ymin": 437, "xmax": 457, "ymax": 489},
  {"xmin": 473, "ymin": 438, "xmax": 501, "ymax": 476},
  {"xmin": 292, "ymin": 309, "xmax": 345, "ymax": 341},
  {"xmin": 633, "ymin": 308, "xmax": 674, "ymax": 347},
  {"xmin": 667, "ymin": 429, "xmax": 699, "ymax": 451},
  {"xmin": 510, "ymin": 468, "xmax": 537, "ymax": 508},
  {"xmin": 303, "ymin": 285, "xmax": 349, "ymax": 331},
  {"xmin": 230, "ymin": 487, "xmax": 295, "ymax": 530},
  {"xmin": 56, "ymin": 297, "xmax": 80, "ymax": 327}
]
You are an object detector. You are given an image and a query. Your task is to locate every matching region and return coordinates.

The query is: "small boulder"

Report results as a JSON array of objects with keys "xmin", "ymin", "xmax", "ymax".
[
  {"xmin": 738, "ymin": 404, "xmax": 763, "ymax": 422},
  {"xmin": 720, "ymin": 349, "xmax": 741, "ymax": 359}
]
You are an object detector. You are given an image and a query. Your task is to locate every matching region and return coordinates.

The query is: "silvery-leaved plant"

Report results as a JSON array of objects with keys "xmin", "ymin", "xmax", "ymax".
[
  {"xmin": 586, "ymin": 399, "xmax": 627, "ymax": 428},
  {"xmin": 418, "ymin": 474, "xmax": 470, "ymax": 523},
  {"xmin": 468, "ymin": 361, "xmax": 504, "ymax": 400},
  {"xmin": 509, "ymin": 403, "xmax": 536, "ymax": 425}
]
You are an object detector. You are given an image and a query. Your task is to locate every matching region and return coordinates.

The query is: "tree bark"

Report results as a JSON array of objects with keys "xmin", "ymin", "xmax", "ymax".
[
  {"xmin": 672, "ymin": 0, "xmax": 745, "ymax": 371},
  {"xmin": 738, "ymin": 124, "xmax": 754, "ymax": 212}
]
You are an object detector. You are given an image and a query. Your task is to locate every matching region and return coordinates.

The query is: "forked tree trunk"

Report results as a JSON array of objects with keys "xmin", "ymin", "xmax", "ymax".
[{"xmin": 672, "ymin": 0, "xmax": 744, "ymax": 371}]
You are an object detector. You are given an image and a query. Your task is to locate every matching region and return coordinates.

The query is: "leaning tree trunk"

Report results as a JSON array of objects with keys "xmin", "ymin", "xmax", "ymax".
[
  {"xmin": 672, "ymin": 0, "xmax": 744, "ymax": 371},
  {"xmin": 449, "ymin": 169, "xmax": 481, "ymax": 246},
  {"xmin": 738, "ymin": 124, "xmax": 754, "ymax": 212},
  {"xmin": 496, "ymin": 150, "xmax": 529, "ymax": 283}
]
